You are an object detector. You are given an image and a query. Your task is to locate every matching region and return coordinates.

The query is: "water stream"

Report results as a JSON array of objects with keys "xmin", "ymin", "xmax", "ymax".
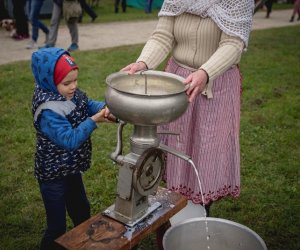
[{"xmin": 187, "ymin": 159, "xmax": 211, "ymax": 250}]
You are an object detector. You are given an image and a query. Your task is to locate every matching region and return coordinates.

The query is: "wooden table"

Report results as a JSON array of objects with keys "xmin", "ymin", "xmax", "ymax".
[{"xmin": 55, "ymin": 187, "xmax": 187, "ymax": 250}]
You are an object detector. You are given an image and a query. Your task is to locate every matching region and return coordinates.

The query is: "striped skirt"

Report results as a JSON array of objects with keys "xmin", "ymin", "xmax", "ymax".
[{"xmin": 160, "ymin": 58, "xmax": 241, "ymax": 205}]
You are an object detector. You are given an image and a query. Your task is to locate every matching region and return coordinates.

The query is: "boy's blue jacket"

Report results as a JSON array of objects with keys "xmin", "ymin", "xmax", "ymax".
[{"xmin": 31, "ymin": 48, "xmax": 106, "ymax": 181}]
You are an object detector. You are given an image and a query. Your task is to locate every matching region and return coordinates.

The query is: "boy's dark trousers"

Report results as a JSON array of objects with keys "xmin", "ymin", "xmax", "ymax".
[{"xmin": 38, "ymin": 173, "xmax": 90, "ymax": 250}]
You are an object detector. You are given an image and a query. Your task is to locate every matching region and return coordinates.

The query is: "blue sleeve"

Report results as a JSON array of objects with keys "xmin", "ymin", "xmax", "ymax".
[
  {"xmin": 39, "ymin": 110, "xmax": 97, "ymax": 151},
  {"xmin": 87, "ymin": 99, "xmax": 106, "ymax": 116}
]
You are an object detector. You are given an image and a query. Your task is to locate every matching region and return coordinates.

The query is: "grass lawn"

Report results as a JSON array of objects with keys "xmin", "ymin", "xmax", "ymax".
[{"xmin": 0, "ymin": 24, "xmax": 299, "ymax": 249}]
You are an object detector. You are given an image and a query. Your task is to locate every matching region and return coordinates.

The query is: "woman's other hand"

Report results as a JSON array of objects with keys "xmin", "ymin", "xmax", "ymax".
[
  {"xmin": 121, "ymin": 61, "xmax": 147, "ymax": 74},
  {"xmin": 184, "ymin": 69, "xmax": 208, "ymax": 103}
]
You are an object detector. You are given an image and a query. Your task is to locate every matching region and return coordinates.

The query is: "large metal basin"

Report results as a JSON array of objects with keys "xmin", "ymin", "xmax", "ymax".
[
  {"xmin": 105, "ymin": 70, "xmax": 188, "ymax": 126},
  {"xmin": 163, "ymin": 217, "xmax": 267, "ymax": 250}
]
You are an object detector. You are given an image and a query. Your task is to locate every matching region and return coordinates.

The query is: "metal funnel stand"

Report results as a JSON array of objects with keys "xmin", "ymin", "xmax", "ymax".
[{"xmin": 104, "ymin": 70, "xmax": 190, "ymax": 227}]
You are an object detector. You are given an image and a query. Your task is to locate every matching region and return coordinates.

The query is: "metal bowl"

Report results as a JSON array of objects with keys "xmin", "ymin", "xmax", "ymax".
[
  {"xmin": 163, "ymin": 217, "xmax": 267, "ymax": 250},
  {"xmin": 105, "ymin": 70, "xmax": 188, "ymax": 126}
]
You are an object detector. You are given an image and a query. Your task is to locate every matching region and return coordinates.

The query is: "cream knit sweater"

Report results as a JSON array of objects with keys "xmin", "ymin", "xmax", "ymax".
[{"xmin": 137, "ymin": 13, "xmax": 244, "ymax": 82}]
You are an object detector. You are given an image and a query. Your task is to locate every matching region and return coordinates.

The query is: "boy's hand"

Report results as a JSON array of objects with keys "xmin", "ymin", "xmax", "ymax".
[{"xmin": 91, "ymin": 106, "xmax": 117, "ymax": 123}]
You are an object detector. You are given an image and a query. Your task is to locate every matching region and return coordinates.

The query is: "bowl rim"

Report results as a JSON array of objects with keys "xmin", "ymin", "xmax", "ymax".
[{"xmin": 106, "ymin": 70, "xmax": 189, "ymax": 96}]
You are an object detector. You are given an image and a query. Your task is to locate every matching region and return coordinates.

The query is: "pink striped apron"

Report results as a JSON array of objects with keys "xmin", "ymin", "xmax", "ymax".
[{"xmin": 160, "ymin": 57, "xmax": 241, "ymax": 205}]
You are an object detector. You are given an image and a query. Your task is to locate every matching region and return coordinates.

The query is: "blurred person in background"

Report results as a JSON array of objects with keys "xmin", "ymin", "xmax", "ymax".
[
  {"xmin": 265, "ymin": 0, "xmax": 273, "ymax": 18},
  {"xmin": 42, "ymin": 0, "xmax": 80, "ymax": 52},
  {"xmin": 26, "ymin": 0, "xmax": 49, "ymax": 49},
  {"xmin": 289, "ymin": 0, "xmax": 300, "ymax": 22},
  {"xmin": 78, "ymin": 0, "xmax": 97, "ymax": 22},
  {"xmin": 0, "ymin": 0, "xmax": 9, "ymax": 20},
  {"xmin": 144, "ymin": 0, "xmax": 153, "ymax": 13},
  {"xmin": 114, "ymin": 0, "xmax": 126, "ymax": 13},
  {"xmin": 12, "ymin": 0, "xmax": 30, "ymax": 40}
]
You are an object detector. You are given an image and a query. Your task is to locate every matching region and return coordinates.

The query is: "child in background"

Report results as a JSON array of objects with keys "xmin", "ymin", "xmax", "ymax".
[{"xmin": 31, "ymin": 48, "xmax": 115, "ymax": 249}]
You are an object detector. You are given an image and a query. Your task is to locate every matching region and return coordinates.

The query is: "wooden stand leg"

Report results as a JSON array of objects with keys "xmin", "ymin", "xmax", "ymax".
[{"xmin": 156, "ymin": 220, "xmax": 171, "ymax": 250}]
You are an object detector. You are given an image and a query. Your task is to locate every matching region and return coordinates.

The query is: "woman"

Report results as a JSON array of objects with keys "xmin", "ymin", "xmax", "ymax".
[{"xmin": 121, "ymin": 0, "xmax": 254, "ymax": 217}]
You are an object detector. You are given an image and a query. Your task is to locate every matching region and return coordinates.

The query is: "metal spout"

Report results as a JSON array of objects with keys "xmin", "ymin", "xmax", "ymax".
[{"xmin": 158, "ymin": 143, "xmax": 191, "ymax": 162}]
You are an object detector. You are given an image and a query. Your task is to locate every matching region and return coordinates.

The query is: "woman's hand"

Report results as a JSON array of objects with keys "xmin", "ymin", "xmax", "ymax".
[
  {"xmin": 184, "ymin": 69, "xmax": 208, "ymax": 103},
  {"xmin": 121, "ymin": 61, "xmax": 147, "ymax": 74},
  {"xmin": 91, "ymin": 106, "xmax": 116, "ymax": 123}
]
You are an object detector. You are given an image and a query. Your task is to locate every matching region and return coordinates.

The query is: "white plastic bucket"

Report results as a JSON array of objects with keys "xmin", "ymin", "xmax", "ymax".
[{"xmin": 169, "ymin": 200, "xmax": 206, "ymax": 225}]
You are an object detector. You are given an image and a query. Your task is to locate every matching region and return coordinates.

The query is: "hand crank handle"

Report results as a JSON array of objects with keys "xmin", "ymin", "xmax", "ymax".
[{"xmin": 110, "ymin": 120, "xmax": 126, "ymax": 163}]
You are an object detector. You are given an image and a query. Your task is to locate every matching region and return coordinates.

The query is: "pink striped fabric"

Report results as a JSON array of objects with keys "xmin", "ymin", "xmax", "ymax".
[{"xmin": 160, "ymin": 57, "xmax": 241, "ymax": 205}]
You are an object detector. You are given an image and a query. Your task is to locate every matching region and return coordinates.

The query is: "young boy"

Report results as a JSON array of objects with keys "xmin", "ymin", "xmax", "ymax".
[{"xmin": 31, "ymin": 47, "xmax": 114, "ymax": 249}]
